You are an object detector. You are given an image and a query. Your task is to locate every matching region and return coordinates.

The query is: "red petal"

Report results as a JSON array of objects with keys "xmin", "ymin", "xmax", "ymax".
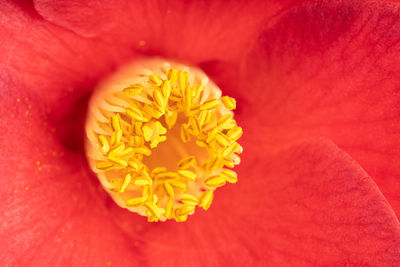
[
  {"xmin": 109, "ymin": 138, "xmax": 400, "ymax": 266},
  {"xmin": 0, "ymin": 67, "xmax": 148, "ymax": 266},
  {"xmin": 33, "ymin": 0, "xmax": 301, "ymax": 62},
  {"xmin": 0, "ymin": 1, "xmax": 135, "ymax": 106},
  {"xmin": 239, "ymin": 0, "xmax": 400, "ymax": 216}
]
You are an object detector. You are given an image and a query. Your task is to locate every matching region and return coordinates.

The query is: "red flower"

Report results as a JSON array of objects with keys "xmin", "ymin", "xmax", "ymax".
[{"xmin": 1, "ymin": 0, "xmax": 400, "ymax": 265}]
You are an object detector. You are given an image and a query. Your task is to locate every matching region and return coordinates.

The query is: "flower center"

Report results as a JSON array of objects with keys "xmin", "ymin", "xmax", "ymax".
[{"xmin": 85, "ymin": 58, "xmax": 242, "ymax": 222}]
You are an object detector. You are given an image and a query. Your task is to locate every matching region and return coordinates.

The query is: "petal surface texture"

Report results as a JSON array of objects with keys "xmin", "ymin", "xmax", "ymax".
[
  {"xmin": 241, "ymin": 0, "xmax": 400, "ymax": 217},
  {"xmin": 0, "ymin": 68, "xmax": 146, "ymax": 266},
  {"xmin": 33, "ymin": 0, "xmax": 299, "ymax": 62}
]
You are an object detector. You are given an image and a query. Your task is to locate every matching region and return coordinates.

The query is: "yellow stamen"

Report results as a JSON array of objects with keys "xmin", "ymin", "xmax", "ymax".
[
  {"xmin": 151, "ymin": 166, "xmax": 167, "ymax": 176},
  {"xmin": 175, "ymin": 213, "xmax": 188, "ymax": 222},
  {"xmin": 223, "ymin": 142, "xmax": 241, "ymax": 158},
  {"xmin": 169, "ymin": 180, "xmax": 187, "ymax": 191},
  {"xmin": 227, "ymin": 126, "xmax": 243, "ymax": 141},
  {"xmin": 198, "ymin": 190, "xmax": 214, "ymax": 210},
  {"xmin": 217, "ymin": 114, "xmax": 236, "ymax": 130},
  {"xmin": 156, "ymin": 171, "xmax": 179, "ymax": 180},
  {"xmin": 195, "ymin": 140, "xmax": 208, "ymax": 148},
  {"xmin": 145, "ymin": 202, "xmax": 162, "ymax": 218},
  {"xmin": 96, "ymin": 161, "xmax": 113, "ymax": 170},
  {"xmin": 126, "ymin": 197, "xmax": 146, "ymax": 207},
  {"xmin": 215, "ymin": 132, "xmax": 231, "ymax": 147},
  {"xmin": 180, "ymin": 193, "xmax": 199, "ymax": 205},
  {"xmin": 165, "ymin": 109, "xmax": 178, "ymax": 129},
  {"xmin": 178, "ymin": 71, "xmax": 188, "ymax": 91},
  {"xmin": 98, "ymin": 135, "xmax": 110, "ymax": 154},
  {"xmin": 119, "ymin": 147, "xmax": 134, "ymax": 157},
  {"xmin": 153, "ymin": 89, "xmax": 166, "ymax": 109},
  {"xmin": 183, "ymin": 87, "xmax": 192, "ymax": 114},
  {"xmin": 194, "ymin": 84, "xmax": 203, "ymax": 98},
  {"xmin": 221, "ymin": 96, "xmax": 236, "ymax": 110},
  {"xmin": 128, "ymin": 159, "xmax": 141, "ymax": 171},
  {"xmin": 180, "ymin": 124, "xmax": 191, "ymax": 143},
  {"xmin": 163, "ymin": 182, "xmax": 175, "ymax": 198},
  {"xmin": 119, "ymin": 173, "xmax": 131, "ymax": 193},
  {"xmin": 200, "ymin": 99, "xmax": 219, "ymax": 111},
  {"xmin": 162, "ymin": 80, "xmax": 171, "ymax": 99},
  {"xmin": 189, "ymin": 117, "xmax": 201, "ymax": 135},
  {"xmin": 108, "ymin": 156, "xmax": 128, "ymax": 167},
  {"xmin": 126, "ymin": 106, "xmax": 147, "ymax": 122},
  {"xmin": 134, "ymin": 178, "xmax": 151, "ymax": 186},
  {"xmin": 149, "ymin": 74, "xmax": 162, "ymax": 87},
  {"xmin": 175, "ymin": 205, "xmax": 194, "ymax": 216},
  {"xmin": 132, "ymin": 147, "xmax": 151, "ymax": 156},
  {"xmin": 177, "ymin": 156, "xmax": 196, "ymax": 169},
  {"xmin": 177, "ymin": 170, "xmax": 197, "ymax": 181},
  {"xmin": 205, "ymin": 175, "xmax": 226, "ymax": 188},
  {"xmin": 165, "ymin": 199, "xmax": 174, "ymax": 219},
  {"xmin": 167, "ymin": 68, "xmax": 178, "ymax": 84},
  {"xmin": 111, "ymin": 114, "xmax": 121, "ymax": 131},
  {"xmin": 108, "ymin": 143, "xmax": 125, "ymax": 156},
  {"xmin": 123, "ymin": 85, "xmax": 143, "ymax": 96},
  {"xmin": 198, "ymin": 110, "xmax": 209, "ymax": 126},
  {"xmin": 142, "ymin": 170, "xmax": 152, "ymax": 184},
  {"xmin": 85, "ymin": 58, "xmax": 242, "ymax": 222}
]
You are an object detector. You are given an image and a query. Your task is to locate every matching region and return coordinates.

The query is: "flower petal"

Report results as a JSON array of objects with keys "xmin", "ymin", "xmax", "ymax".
[
  {"xmin": 33, "ymin": 0, "xmax": 301, "ymax": 62},
  {"xmin": 0, "ymin": 67, "xmax": 146, "ymax": 266},
  {"xmin": 240, "ymin": 0, "xmax": 400, "ymax": 216},
  {"xmin": 0, "ymin": 1, "xmax": 134, "ymax": 105},
  {"xmin": 110, "ymin": 138, "xmax": 400, "ymax": 266}
]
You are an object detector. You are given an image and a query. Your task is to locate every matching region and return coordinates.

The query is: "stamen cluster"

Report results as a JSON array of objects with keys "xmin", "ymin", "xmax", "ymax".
[{"xmin": 86, "ymin": 60, "xmax": 242, "ymax": 222}]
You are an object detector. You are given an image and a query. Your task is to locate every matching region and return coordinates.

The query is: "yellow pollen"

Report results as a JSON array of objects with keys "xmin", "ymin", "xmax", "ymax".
[{"xmin": 85, "ymin": 58, "xmax": 243, "ymax": 222}]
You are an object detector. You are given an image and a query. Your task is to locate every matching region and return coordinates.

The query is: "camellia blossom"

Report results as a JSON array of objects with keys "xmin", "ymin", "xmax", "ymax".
[{"xmin": 1, "ymin": 0, "xmax": 400, "ymax": 266}]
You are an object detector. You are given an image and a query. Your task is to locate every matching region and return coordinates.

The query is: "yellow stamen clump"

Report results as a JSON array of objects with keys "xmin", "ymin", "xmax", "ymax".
[{"xmin": 85, "ymin": 58, "xmax": 242, "ymax": 222}]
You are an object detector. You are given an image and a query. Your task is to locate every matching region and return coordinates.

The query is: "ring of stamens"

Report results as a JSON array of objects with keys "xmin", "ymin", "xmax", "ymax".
[{"xmin": 85, "ymin": 58, "xmax": 242, "ymax": 222}]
